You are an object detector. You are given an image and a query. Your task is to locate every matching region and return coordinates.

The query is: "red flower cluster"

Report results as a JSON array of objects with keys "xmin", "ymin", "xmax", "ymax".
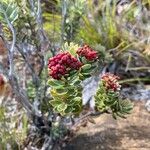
[
  {"xmin": 0, "ymin": 74, "xmax": 4, "ymax": 86},
  {"xmin": 48, "ymin": 52, "xmax": 82, "ymax": 79},
  {"xmin": 77, "ymin": 45, "xmax": 98, "ymax": 61},
  {"xmin": 101, "ymin": 73, "xmax": 121, "ymax": 91}
]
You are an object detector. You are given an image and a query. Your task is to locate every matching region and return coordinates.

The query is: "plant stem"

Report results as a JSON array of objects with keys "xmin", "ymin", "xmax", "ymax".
[{"xmin": 119, "ymin": 78, "xmax": 150, "ymax": 84}]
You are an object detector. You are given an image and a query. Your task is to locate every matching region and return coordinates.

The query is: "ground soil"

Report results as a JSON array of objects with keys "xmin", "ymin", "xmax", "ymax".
[{"xmin": 65, "ymin": 101, "xmax": 150, "ymax": 150}]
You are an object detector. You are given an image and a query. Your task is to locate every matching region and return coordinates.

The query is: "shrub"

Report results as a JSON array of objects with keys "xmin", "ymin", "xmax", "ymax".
[{"xmin": 48, "ymin": 44, "xmax": 133, "ymax": 119}]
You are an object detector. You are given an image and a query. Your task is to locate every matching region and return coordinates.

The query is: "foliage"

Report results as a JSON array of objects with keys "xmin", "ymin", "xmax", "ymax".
[
  {"xmin": 74, "ymin": 0, "xmax": 150, "ymax": 84},
  {"xmin": 0, "ymin": 0, "xmax": 18, "ymax": 24},
  {"xmin": 76, "ymin": 0, "xmax": 150, "ymax": 59},
  {"xmin": 76, "ymin": 0, "xmax": 122, "ymax": 49},
  {"xmin": 48, "ymin": 44, "xmax": 133, "ymax": 118},
  {"xmin": 49, "ymin": 78, "xmax": 82, "ymax": 116},
  {"xmin": 0, "ymin": 0, "xmax": 143, "ymax": 149},
  {"xmin": 61, "ymin": 0, "xmax": 86, "ymax": 43},
  {"xmin": 117, "ymin": 1, "xmax": 150, "ymax": 56},
  {"xmin": 48, "ymin": 44, "xmax": 99, "ymax": 115},
  {"xmin": 0, "ymin": 0, "xmax": 18, "ymax": 40},
  {"xmin": 0, "ymin": 106, "xmax": 28, "ymax": 149},
  {"xmin": 42, "ymin": 0, "xmax": 62, "ymax": 43},
  {"xmin": 95, "ymin": 81, "xmax": 133, "ymax": 119}
]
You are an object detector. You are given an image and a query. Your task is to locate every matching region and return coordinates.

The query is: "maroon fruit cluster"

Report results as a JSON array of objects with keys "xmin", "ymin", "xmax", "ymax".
[
  {"xmin": 77, "ymin": 44, "xmax": 98, "ymax": 61},
  {"xmin": 48, "ymin": 52, "xmax": 82, "ymax": 79},
  {"xmin": 101, "ymin": 73, "xmax": 121, "ymax": 91}
]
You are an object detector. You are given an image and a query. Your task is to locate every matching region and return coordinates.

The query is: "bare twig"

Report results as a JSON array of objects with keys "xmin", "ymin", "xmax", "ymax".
[
  {"xmin": 0, "ymin": 62, "xmax": 8, "ymax": 78},
  {"xmin": 70, "ymin": 110, "xmax": 107, "ymax": 130},
  {"xmin": 0, "ymin": 62, "xmax": 33, "ymax": 114},
  {"xmin": 28, "ymin": 0, "xmax": 49, "ymax": 46},
  {"xmin": 3, "ymin": 11, "xmax": 16, "ymax": 76},
  {"xmin": 70, "ymin": 112, "xmax": 94, "ymax": 130},
  {"xmin": 16, "ymin": 44, "xmax": 40, "ymax": 87},
  {"xmin": 0, "ymin": 5, "xmax": 35, "ymax": 115}
]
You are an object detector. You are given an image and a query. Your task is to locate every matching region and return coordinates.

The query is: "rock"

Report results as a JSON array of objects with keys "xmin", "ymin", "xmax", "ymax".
[
  {"xmin": 82, "ymin": 76, "xmax": 99, "ymax": 109},
  {"xmin": 121, "ymin": 86, "xmax": 150, "ymax": 101},
  {"xmin": 145, "ymin": 101, "xmax": 150, "ymax": 112}
]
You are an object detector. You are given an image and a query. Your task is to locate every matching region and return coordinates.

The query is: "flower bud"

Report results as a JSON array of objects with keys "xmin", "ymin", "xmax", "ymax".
[
  {"xmin": 77, "ymin": 44, "xmax": 98, "ymax": 61},
  {"xmin": 48, "ymin": 52, "xmax": 82, "ymax": 80},
  {"xmin": 101, "ymin": 73, "xmax": 121, "ymax": 91}
]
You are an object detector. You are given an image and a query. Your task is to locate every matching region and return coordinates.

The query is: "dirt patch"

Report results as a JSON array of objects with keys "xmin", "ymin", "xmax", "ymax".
[{"xmin": 65, "ymin": 101, "xmax": 150, "ymax": 150}]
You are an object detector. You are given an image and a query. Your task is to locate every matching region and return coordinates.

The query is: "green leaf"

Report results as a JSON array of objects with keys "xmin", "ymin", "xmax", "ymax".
[
  {"xmin": 66, "ymin": 86, "xmax": 77, "ymax": 95},
  {"xmin": 66, "ymin": 96, "xmax": 81, "ymax": 106},
  {"xmin": 56, "ymin": 88, "xmax": 68, "ymax": 94},
  {"xmin": 72, "ymin": 97, "xmax": 82, "ymax": 102},
  {"xmin": 112, "ymin": 112, "xmax": 117, "ymax": 119},
  {"xmin": 68, "ymin": 75, "xmax": 81, "ymax": 86},
  {"xmin": 116, "ymin": 112, "xmax": 126, "ymax": 119},
  {"xmin": 81, "ymin": 72, "xmax": 91, "ymax": 78},
  {"xmin": 72, "ymin": 79, "xmax": 81, "ymax": 86},
  {"xmin": 50, "ymin": 89, "xmax": 69, "ymax": 99},
  {"xmin": 69, "ymin": 70, "xmax": 78, "ymax": 77},
  {"xmin": 81, "ymin": 64, "xmax": 92, "ymax": 71},
  {"xmin": 72, "ymin": 104, "xmax": 81, "ymax": 113},
  {"xmin": 120, "ymin": 100, "xmax": 133, "ymax": 111},
  {"xmin": 50, "ymin": 100, "xmax": 62, "ymax": 107},
  {"xmin": 105, "ymin": 98, "xmax": 117, "ymax": 106},
  {"xmin": 57, "ymin": 103, "xmax": 67, "ymax": 112},
  {"xmin": 0, "ymin": 2, "xmax": 18, "ymax": 24},
  {"xmin": 64, "ymin": 106, "xmax": 73, "ymax": 114},
  {"xmin": 48, "ymin": 79, "xmax": 64, "ymax": 89},
  {"xmin": 72, "ymin": 97, "xmax": 82, "ymax": 106}
]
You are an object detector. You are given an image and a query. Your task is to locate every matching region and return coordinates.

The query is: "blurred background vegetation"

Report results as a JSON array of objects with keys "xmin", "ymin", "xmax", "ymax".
[{"xmin": 0, "ymin": 0, "xmax": 150, "ymax": 149}]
